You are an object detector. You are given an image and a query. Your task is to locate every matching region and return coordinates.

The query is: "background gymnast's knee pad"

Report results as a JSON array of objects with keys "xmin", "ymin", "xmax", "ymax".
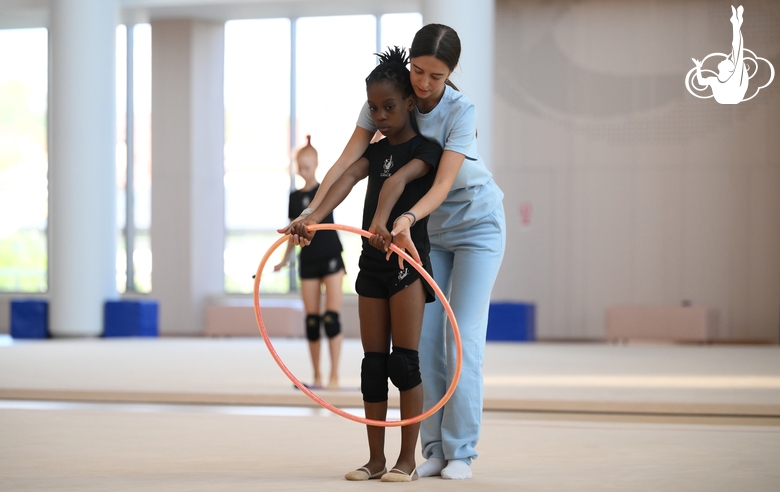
[
  {"xmin": 322, "ymin": 311, "xmax": 341, "ymax": 338},
  {"xmin": 305, "ymin": 314, "xmax": 321, "ymax": 341},
  {"xmin": 387, "ymin": 347, "xmax": 421, "ymax": 392},
  {"xmin": 361, "ymin": 352, "xmax": 389, "ymax": 403}
]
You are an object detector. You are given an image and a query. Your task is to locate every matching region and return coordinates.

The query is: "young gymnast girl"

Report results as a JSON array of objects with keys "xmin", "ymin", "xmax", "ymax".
[
  {"xmin": 274, "ymin": 136, "xmax": 345, "ymax": 390},
  {"xmin": 291, "ymin": 47, "xmax": 442, "ymax": 482},
  {"xmin": 284, "ymin": 24, "xmax": 505, "ymax": 480}
]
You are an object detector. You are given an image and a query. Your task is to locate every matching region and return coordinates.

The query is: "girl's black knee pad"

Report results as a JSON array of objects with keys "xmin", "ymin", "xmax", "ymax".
[
  {"xmin": 322, "ymin": 311, "xmax": 341, "ymax": 338},
  {"xmin": 305, "ymin": 314, "xmax": 321, "ymax": 341},
  {"xmin": 387, "ymin": 346, "xmax": 421, "ymax": 392},
  {"xmin": 361, "ymin": 352, "xmax": 389, "ymax": 403}
]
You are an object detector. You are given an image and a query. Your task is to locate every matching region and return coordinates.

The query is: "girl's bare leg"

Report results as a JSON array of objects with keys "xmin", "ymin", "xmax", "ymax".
[
  {"xmin": 300, "ymin": 279, "xmax": 323, "ymax": 387},
  {"xmin": 387, "ymin": 279, "xmax": 426, "ymax": 476},
  {"xmin": 357, "ymin": 296, "xmax": 392, "ymax": 474},
  {"xmin": 395, "ymin": 386, "xmax": 422, "ymax": 475},
  {"xmin": 322, "ymin": 269, "xmax": 345, "ymax": 389},
  {"xmin": 363, "ymin": 400, "xmax": 388, "ymax": 474}
]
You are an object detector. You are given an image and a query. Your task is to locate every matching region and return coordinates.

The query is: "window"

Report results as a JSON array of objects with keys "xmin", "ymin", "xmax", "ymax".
[
  {"xmin": 0, "ymin": 28, "xmax": 48, "ymax": 293},
  {"xmin": 292, "ymin": 15, "xmax": 377, "ymax": 295},
  {"xmin": 116, "ymin": 24, "xmax": 152, "ymax": 294},
  {"xmin": 0, "ymin": 13, "xmax": 423, "ymax": 296},
  {"xmin": 223, "ymin": 13, "xmax": 422, "ymax": 294},
  {"xmin": 223, "ymin": 18, "xmax": 292, "ymax": 294},
  {"xmin": 380, "ymin": 13, "xmax": 424, "ymax": 52}
]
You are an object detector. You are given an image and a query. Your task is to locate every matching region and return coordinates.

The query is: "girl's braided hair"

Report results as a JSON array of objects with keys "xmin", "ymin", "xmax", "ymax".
[{"xmin": 365, "ymin": 46, "xmax": 413, "ymax": 98}]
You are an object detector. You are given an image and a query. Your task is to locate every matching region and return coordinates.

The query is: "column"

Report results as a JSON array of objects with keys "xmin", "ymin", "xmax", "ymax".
[
  {"xmin": 48, "ymin": 0, "xmax": 118, "ymax": 337},
  {"xmin": 150, "ymin": 20, "xmax": 225, "ymax": 335},
  {"xmin": 421, "ymin": 0, "xmax": 495, "ymax": 167}
]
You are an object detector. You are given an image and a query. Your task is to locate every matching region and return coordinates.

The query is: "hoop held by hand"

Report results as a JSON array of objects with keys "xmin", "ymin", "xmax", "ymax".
[{"xmin": 253, "ymin": 223, "xmax": 462, "ymax": 427}]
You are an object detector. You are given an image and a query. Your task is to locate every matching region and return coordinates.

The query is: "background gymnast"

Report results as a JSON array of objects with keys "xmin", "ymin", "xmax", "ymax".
[{"xmin": 274, "ymin": 136, "xmax": 345, "ymax": 390}]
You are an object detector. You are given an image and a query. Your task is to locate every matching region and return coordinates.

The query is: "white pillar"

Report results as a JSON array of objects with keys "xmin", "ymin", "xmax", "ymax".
[
  {"xmin": 151, "ymin": 20, "xmax": 225, "ymax": 335},
  {"xmin": 48, "ymin": 0, "xmax": 118, "ymax": 337},
  {"xmin": 421, "ymin": 0, "xmax": 495, "ymax": 167}
]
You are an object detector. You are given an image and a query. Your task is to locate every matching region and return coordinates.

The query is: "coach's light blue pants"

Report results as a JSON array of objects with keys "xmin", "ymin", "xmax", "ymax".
[{"xmin": 420, "ymin": 205, "xmax": 506, "ymax": 464}]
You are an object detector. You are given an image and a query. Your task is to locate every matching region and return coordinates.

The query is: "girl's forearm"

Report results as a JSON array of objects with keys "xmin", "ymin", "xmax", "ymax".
[
  {"xmin": 373, "ymin": 159, "xmax": 435, "ymax": 227},
  {"xmin": 309, "ymin": 174, "xmax": 361, "ymax": 224},
  {"xmin": 373, "ymin": 177, "xmax": 407, "ymax": 227}
]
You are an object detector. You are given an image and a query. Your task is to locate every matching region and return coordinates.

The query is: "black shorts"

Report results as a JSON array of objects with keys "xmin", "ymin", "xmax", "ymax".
[
  {"xmin": 355, "ymin": 255, "xmax": 435, "ymax": 303},
  {"xmin": 299, "ymin": 254, "xmax": 345, "ymax": 279}
]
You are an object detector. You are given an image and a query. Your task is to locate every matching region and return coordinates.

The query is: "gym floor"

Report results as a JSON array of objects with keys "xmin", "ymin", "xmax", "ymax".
[{"xmin": 1, "ymin": 337, "xmax": 778, "ymax": 491}]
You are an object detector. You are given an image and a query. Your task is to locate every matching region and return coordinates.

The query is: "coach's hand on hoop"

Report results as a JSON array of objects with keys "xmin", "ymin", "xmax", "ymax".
[{"xmin": 390, "ymin": 214, "xmax": 421, "ymax": 270}]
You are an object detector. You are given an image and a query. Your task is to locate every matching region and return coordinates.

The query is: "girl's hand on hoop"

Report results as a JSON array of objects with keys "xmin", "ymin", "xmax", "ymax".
[
  {"xmin": 368, "ymin": 221, "xmax": 392, "ymax": 254},
  {"xmin": 277, "ymin": 208, "xmax": 314, "ymax": 245},
  {"xmin": 290, "ymin": 217, "xmax": 317, "ymax": 246},
  {"xmin": 390, "ymin": 214, "xmax": 421, "ymax": 269}
]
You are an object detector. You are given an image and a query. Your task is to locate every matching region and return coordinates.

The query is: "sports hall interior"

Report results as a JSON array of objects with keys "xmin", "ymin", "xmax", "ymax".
[{"xmin": 0, "ymin": 0, "xmax": 778, "ymax": 490}]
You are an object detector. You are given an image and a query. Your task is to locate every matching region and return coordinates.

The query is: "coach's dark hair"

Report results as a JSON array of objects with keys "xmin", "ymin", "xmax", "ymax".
[
  {"xmin": 365, "ymin": 46, "xmax": 413, "ymax": 98},
  {"xmin": 409, "ymin": 23, "xmax": 461, "ymax": 90}
]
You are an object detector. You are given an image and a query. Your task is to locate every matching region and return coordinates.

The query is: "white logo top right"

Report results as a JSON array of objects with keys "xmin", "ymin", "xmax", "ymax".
[{"xmin": 685, "ymin": 5, "xmax": 774, "ymax": 104}]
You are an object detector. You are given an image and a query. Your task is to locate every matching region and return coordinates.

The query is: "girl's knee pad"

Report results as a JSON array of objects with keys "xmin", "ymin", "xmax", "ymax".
[
  {"xmin": 361, "ymin": 352, "xmax": 389, "ymax": 403},
  {"xmin": 322, "ymin": 311, "xmax": 341, "ymax": 338},
  {"xmin": 305, "ymin": 314, "xmax": 321, "ymax": 341},
  {"xmin": 388, "ymin": 346, "xmax": 421, "ymax": 392}
]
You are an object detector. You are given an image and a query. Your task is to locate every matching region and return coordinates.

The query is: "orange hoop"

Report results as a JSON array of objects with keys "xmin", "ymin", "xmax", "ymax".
[{"xmin": 253, "ymin": 223, "xmax": 462, "ymax": 427}]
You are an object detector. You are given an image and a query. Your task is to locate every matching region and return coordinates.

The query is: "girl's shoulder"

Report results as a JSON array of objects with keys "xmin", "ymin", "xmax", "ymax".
[
  {"xmin": 365, "ymin": 136, "xmax": 391, "ymax": 151},
  {"xmin": 411, "ymin": 133, "xmax": 443, "ymax": 152},
  {"xmin": 409, "ymin": 134, "xmax": 443, "ymax": 167}
]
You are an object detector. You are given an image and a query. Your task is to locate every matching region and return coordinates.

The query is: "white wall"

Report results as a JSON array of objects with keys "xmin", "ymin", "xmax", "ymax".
[
  {"xmin": 2, "ymin": 0, "xmax": 778, "ymax": 342},
  {"xmin": 491, "ymin": 0, "xmax": 780, "ymax": 341},
  {"xmin": 151, "ymin": 19, "xmax": 225, "ymax": 335}
]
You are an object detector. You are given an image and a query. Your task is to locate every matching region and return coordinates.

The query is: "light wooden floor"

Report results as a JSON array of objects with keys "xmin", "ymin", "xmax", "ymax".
[{"xmin": 1, "ymin": 337, "xmax": 779, "ymax": 490}]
